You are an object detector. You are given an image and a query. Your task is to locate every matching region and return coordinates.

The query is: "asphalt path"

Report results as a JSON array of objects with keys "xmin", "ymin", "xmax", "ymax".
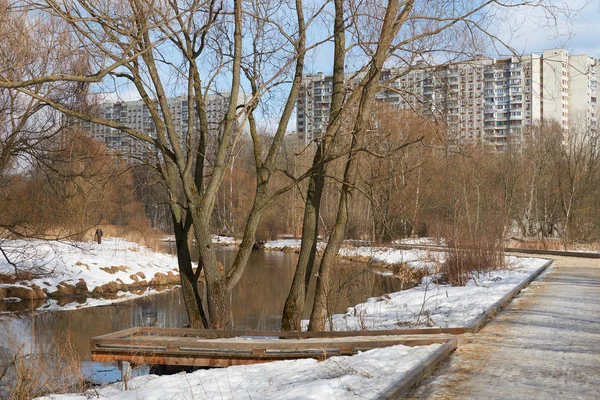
[{"xmin": 408, "ymin": 254, "xmax": 600, "ymax": 400}]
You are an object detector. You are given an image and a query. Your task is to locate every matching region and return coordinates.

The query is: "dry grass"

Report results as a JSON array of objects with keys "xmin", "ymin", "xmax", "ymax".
[
  {"xmin": 391, "ymin": 262, "xmax": 429, "ymax": 289},
  {"xmin": 0, "ymin": 325, "xmax": 91, "ymax": 399}
]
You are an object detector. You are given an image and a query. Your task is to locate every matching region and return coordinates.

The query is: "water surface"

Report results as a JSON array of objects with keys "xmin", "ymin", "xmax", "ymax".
[{"xmin": 0, "ymin": 247, "xmax": 402, "ymax": 390}]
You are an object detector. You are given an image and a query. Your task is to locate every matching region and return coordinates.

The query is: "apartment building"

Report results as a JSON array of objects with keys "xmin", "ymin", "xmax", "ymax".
[
  {"xmin": 82, "ymin": 92, "xmax": 245, "ymax": 161},
  {"xmin": 567, "ymin": 53, "xmax": 599, "ymax": 130},
  {"xmin": 297, "ymin": 49, "xmax": 599, "ymax": 150}
]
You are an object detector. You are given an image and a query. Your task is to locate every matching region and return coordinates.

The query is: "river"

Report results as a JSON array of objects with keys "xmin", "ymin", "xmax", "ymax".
[{"xmin": 0, "ymin": 247, "xmax": 402, "ymax": 394}]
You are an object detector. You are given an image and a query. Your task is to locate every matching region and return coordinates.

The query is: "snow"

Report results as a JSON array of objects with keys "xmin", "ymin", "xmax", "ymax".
[
  {"xmin": 263, "ymin": 238, "xmax": 304, "ymax": 249},
  {"xmin": 393, "ymin": 237, "xmax": 444, "ymax": 246},
  {"xmin": 306, "ymin": 257, "xmax": 549, "ymax": 331},
  {"xmin": 338, "ymin": 245, "xmax": 441, "ymax": 271},
  {"xmin": 37, "ymin": 343, "xmax": 442, "ymax": 400},
  {"xmin": 0, "ymin": 238, "xmax": 181, "ymax": 311},
  {"xmin": 261, "ymin": 239, "xmax": 440, "ymax": 268},
  {"xmin": 212, "ymin": 235, "xmax": 241, "ymax": 245}
]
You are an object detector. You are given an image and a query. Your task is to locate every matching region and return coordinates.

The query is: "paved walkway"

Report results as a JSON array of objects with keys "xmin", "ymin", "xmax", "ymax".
[{"xmin": 409, "ymin": 255, "xmax": 600, "ymax": 400}]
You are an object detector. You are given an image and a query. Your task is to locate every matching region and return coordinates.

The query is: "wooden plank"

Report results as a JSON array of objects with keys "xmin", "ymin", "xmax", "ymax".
[
  {"xmin": 130, "ymin": 326, "xmax": 466, "ymax": 339},
  {"xmin": 90, "ymin": 335, "xmax": 453, "ymax": 370},
  {"xmin": 91, "ymin": 327, "xmax": 141, "ymax": 341},
  {"xmin": 376, "ymin": 339, "xmax": 458, "ymax": 399},
  {"xmin": 92, "ymin": 336, "xmax": 450, "ymax": 353},
  {"xmin": 91, "ymin": 353, "xmax": 280, "ymax": 367},
  {"xmin": 91, "ymin": 338, "xmax": 457, "ymax": 370},
  {"xmin": 466, "ymin": 259, "xmax": 552, "ymax": 333}
]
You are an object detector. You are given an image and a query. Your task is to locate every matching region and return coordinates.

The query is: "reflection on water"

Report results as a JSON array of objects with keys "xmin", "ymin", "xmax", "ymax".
[
  {"xmin": 0, "ymin": 248, "xmax": 402, "ymax": 391},
  {"xmin": 0, "ymin": 289, "xmax": 188, "ymax": 391},
  {"xmin": 195, "ymin": 246, "xmax": 403, "ymax": 330}
]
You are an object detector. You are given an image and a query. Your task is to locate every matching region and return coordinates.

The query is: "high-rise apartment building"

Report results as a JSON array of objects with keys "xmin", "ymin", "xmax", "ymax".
[
  {"xmin": 297, "ymin": 49, "xmax": 599, "ymax": 150},
  {"xmin": 567, "ymin": 53, "xmax": 598, "ymax": 130},
  {"xmin": 81, "ymin": 92, "xmax": 246, "ymax": 161}
]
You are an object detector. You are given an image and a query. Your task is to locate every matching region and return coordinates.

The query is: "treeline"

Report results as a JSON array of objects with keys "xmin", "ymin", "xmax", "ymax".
[
  {"xmin": 0, "ymin": 129, "xmax": 152, "ymax": 241},
  {"xmin": 212, "ymin": 115, "xmax": 600, "ymax": 250},
  {"xmin": 4, "ymin": 109, "xmax": 596, "ymax": 254}
]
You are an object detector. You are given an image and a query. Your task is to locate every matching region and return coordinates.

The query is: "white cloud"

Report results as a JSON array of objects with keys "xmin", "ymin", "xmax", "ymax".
[{"xmin": 494, "ymin": 0, "xmax": 600, "ymax": 57}]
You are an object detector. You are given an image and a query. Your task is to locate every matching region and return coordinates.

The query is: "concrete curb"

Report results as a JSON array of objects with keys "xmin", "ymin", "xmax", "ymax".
[
  {"xmin": 376, "ymin": 339, "xmax": 458, "ymax": 399},
  {"xmin": 466, "ymin": 259, "xmax": 553, "ymax": 333},
  {"xmin": 395, "ymin": 243, "xmax": 600, "ymax": 259},
  {"xmin": 375, "ymin": 260, "xmax": 552, "ymax": 399}
]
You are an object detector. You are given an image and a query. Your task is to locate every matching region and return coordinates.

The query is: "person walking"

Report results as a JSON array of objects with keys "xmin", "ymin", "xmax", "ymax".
[{"xmin": 94, "ymin": 226, "xmax": 103, "ymax": 245}]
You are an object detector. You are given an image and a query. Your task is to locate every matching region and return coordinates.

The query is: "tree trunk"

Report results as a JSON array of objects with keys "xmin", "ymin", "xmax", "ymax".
[
  {"xmin": 308, "ymin": 147, "xmax": 358, "ymax": 331},
  {"xmin": 206, "ymin": 278, "xmax": 232, "ymax": 330},
  {"xmin": 171, "ymin": 211, "xmax": 208, "ymax": 329},
  {"xmin": 193, "ymin": 215, "xmax": 232, "ymax": 329},
  {"xmin": 281, "ymin": 146, "xmax": 325, "ymax": 331}
]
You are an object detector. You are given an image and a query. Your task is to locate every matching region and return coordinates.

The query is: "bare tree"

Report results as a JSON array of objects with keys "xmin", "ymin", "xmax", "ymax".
[{"xmin": 1, "ymin": 0, "xmax": 312, "ymax": 328}]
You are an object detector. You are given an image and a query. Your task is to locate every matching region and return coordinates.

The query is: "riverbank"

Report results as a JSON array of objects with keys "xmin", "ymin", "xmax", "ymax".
[
  {"xmin": 0, "ymin": 238, "xmax": 181, "ymax": 312},
  {"xmin": 36, "ymin": 254, "xmax": 551, "ymax": 400},
  {"xmin": 1, "ymin": 235, "xmax": 549, "ymax": 315},
  {"xmin": 21, "ymin": 236, "xmax": 553, "ymax": 399},
  {"xmin": 307, "ymin": 256, "xmax": 549, "ymax": 331}
]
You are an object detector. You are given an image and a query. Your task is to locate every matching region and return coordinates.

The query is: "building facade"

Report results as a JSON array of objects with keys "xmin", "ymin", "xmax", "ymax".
[
  {"xmin": 297, "ymin": 49, "xmax": 599, "ymax": 150},
  {"xmin": 81, "ymin": 92, "xmax": 245, "ymax": 161}
]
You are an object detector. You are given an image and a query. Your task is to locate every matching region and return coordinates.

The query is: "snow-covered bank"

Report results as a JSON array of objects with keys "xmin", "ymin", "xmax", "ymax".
[
  {"xmin": 0, "ymin": 238, "xmax": 181, "ymax": 311},
  {"xmin": 37, "ymin": 343, "xmax": 442, "ymax": 400},
  {"xmin": 161, "ymin": 235, "xmax": 241, "ymax": 245},
  {"xmin": 263, "ymin": 239, "xmax": 441, "ymax": 274},
  {"xmin": 212, "ymin": 235, "xmax": 241, "ymax": 245},
  {"xmin": 263, "ymin": 238, "xmax": 312, "ymax": 251},
  {"xmin": 393, "ymin": 237, "xmax": 444, "ymax": 246},
  {"xmin": 311, "ymin": 257, "xmax": 549, "ymax": 331}
]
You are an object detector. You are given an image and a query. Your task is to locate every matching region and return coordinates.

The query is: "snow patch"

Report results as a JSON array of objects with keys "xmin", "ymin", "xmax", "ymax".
[
  {"xmin": 36, "ymin": 343, "xmax": 442, "ymax": 400},
  {"xmin": 0, "ymin": 238, "xmax": 182, "ymax": 311},
  {"xmin": 308, "ymin": 257, "xmax": 548, "ymax": 331}
]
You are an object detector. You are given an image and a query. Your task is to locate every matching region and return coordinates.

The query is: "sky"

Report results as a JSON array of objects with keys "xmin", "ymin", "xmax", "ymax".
[
  {"xmin": 499, "ymin": 0, "xmax": 600, "ymax": 58},
  {"xmin": 108, "ymin": 1, "xmax": 600, "ymax": 96}
]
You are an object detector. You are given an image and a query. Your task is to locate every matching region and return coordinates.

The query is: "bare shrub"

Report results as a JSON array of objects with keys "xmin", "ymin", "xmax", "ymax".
[
  {"xmin": 391, "ymin": 262, "xmax": 429, "ymax": 291},
  {"xmin": 434, "ymin": 147, "xmax": 507, "ymax": 286},
  {"xmin": 443, "ymin": 239, "xmax": 505, "ymax": 286}
]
